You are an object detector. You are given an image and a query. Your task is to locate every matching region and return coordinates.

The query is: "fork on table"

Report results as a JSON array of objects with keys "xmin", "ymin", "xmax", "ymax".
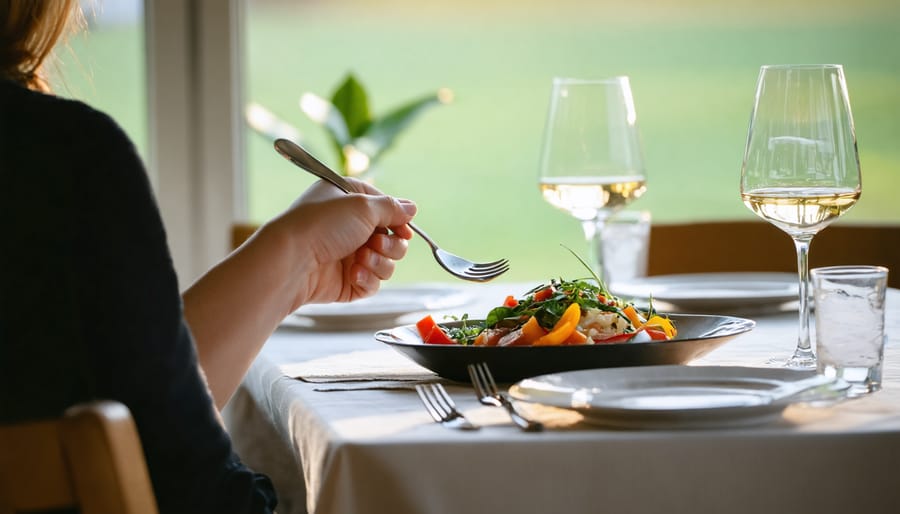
[
  {"xmin": 467, "ymin": 362, "xmax": 544, "ymax": 432},
  {"xmin": 415, "ymin": 383, "xmax": 479, "ymax": 430}
]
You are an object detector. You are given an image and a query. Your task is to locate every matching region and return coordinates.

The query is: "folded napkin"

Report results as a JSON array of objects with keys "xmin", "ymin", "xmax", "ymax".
[{"xmin": 280, "ymin": 349, "xmax": 438, "ymax": 384}]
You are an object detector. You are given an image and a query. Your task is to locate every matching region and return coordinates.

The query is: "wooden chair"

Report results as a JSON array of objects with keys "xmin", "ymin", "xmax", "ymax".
[
  {"xmin": 648, "ymin": 221, "xmax": 900, "ymax": 288},
  {"xmin": 0, "ymin": 401, "xmax": 158, "ymax": 514},
  {"xmin": 231, "ymin": 222, "xmax": 260, "ymax": 250}
]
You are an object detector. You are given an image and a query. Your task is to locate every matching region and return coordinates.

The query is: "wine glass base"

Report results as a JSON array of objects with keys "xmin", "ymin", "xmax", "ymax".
[{"xmin": 765, "ymin": 352, "xmax": 817, "ymax": 370}]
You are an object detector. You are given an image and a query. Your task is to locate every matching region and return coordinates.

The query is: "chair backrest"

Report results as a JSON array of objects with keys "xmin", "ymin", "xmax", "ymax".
[
  {"xmin": 231, "ymin": 222, "xmax": 259, "ymax": 250},
  {"xmin": 0, "ymin": 401, "xmax": 158, "ymax": 514},
  {"xmin": 648, "ymin": 221, "xmax": 900, "ymax": 288}
]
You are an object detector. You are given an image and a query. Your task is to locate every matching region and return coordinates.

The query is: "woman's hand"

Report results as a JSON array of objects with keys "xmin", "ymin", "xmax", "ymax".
[
  {"xmin": 183, "ymin": 177, "xmax": 416, "ymax": 408},
  {"xmin": 272, "ymin": 178, "xmax": 417, "ymax": 309}
]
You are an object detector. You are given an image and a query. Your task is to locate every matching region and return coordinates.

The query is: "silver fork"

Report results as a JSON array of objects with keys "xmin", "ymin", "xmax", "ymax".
[
  {"xmin": 415, "ymin": 383, "xmax": 479, "ymax": 430},
  {"xmin": 467, "ymin": 363, "xmax": 543, "ymax": 432},
  {"xmin": 274, "ymin": 138, "xmax": 509, "ymax": 282}
]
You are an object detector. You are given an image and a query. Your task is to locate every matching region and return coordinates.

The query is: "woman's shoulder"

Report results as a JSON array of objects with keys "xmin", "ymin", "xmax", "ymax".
[
  {"xmin": 2, "ymin": 80, "xmax": 148, "ymax": 191},
  {"xmin": 1, "ymin": 79, "xmax": 134, "ymax": 151}
]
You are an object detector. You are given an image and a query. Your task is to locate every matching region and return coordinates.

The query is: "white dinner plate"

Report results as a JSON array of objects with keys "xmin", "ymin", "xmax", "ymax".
[
  {"xmin": 288, "ymin": 285, "xmax": 472, "ymax": 331},
  {"xmin": 609, "ymin": 272, "xmax": 798, "ymax": 313},
  {"xmin": 509, "ymin": 365, "xmax": 840, "ymax": 429}
]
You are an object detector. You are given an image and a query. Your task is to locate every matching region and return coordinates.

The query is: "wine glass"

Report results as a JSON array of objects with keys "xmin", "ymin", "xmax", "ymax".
[
  {"xmin": 538, "ymin": 77, "xmax": 646, "ymax": 282},
  {"xmin": 740, "ymin": 64, "xmax": 862, "ymax": 369}
]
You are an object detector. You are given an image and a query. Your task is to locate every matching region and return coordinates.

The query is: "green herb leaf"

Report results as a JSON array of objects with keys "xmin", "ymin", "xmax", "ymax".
[
  {"xmin": 561, "ymin": 244, "xmax": 610, "ymax": 296},
  {"xmin": 443, "ymin": 314, "xmax": 484, "ymax": 346},
  {"xmin": 485, "ymin": 305, "xmax": 516, "ymax": 327}
]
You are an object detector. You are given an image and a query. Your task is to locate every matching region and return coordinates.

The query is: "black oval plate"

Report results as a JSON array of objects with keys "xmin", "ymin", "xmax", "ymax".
[{"xmin": 374, "ymin": 314, "xmax": 755, "ymax": 382}]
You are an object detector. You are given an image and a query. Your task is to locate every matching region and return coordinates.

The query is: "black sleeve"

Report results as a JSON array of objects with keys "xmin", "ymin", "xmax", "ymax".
[{"xmin": 66, "ymin": 103, "xmax": 277, "ymax": 514}]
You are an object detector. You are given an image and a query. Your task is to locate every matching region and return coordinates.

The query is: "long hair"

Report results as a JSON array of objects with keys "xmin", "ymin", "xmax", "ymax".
[{"xmin": 0, "ymin": 0, "xmax": 81, "ymax": 92}]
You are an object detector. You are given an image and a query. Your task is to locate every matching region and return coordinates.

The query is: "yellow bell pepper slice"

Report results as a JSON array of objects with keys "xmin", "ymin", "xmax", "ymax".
[
  {"xmin": 644, "ymin": 315, "xmax": 677, "ymax": 338},
  {"xmin": 520, "ymin": 315, "xmax": 547, "ymax": 344},
  {"xmin": 534, "ymin": 303, "xmax": 582, "ymax": 346},
  {"xmin": 563, "ymin": 329, "xmax": 588, "ymax": 345}
]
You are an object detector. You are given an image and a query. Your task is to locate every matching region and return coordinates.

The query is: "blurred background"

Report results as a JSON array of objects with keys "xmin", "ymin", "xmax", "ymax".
[{"xmin": 55, "ymin": 0, "xmax": 900, "ymax": 283}]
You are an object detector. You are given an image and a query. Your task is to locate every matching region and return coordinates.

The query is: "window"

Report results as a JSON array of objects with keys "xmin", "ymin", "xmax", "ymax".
[
  {"xmin": 243, "ymin": 0, "xmax": 900, "ymax": 283},
  {"xmin": 60, "ymin": 1, "xmax": 900, "ymax": 284},
  {"xmin": 53, "ymin": 0, "xmax": 146, "ymax": 170},
  {"xmin": 55, "ymin": 0, "xmax": 238, "ymax": 285}
]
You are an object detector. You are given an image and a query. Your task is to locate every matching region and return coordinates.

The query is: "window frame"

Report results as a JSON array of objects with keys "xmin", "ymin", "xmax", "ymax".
[{"xmin": 144, "ymin": 0, "xmax": 245, "ymax": 286}]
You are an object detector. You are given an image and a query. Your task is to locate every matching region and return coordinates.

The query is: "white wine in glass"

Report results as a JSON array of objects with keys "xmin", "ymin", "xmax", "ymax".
[
  {"xmin": 538, "ymin": 77, "xmax": 646, "ymax": 281},
  {"xmin": 740, "ymin": 64, "xmax": 861, "ymax": 369}
]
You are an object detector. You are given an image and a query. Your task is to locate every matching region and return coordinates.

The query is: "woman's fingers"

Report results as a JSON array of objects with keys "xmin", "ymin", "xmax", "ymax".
[
  {"xmin": 350, "ymin": 261, "xmax": 381, "ymax": 292},
  {"xmin": 368, "ymin": 196, "xmax": 416, "ymax": 236},
  {"xmin": 354, "ymin": 247, "xmax": 397, "ymax": 281},
  {"xmin": 355, "ymin": 233, "xmax": 409, "ymax": 281},
  {"xmin": 366, "ymin": 233, "xmax": 409, "ymax": 260}
]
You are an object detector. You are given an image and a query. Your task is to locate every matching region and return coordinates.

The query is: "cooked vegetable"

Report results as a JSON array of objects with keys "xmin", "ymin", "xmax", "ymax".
[
  {"xmin": 415, "ymin": 315, "xmax": 456, "ymax": 345},
  {"xmin": 533, "ymin": 302, "xmax": 581, "ymax": 346},
  {"xmin": 416, "ymin": 277, "xmax": 677, "ymax": 346}
]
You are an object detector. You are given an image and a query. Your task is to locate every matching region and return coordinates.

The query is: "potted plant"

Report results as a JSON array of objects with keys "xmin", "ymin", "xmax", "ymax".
[{"xmin": 246, "ymin": 73, "xmax": 452, "ymax": 181}]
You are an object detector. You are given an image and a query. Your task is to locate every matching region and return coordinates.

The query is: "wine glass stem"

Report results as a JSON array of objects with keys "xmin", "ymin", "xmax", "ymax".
[
  {"xmin": 582, "ymin": 218, "xmax": 605, "ymax": 282},
  {"xmin": 793, "ymin": 236, "xmax": 814, "ymax": 359},
  {"xmin": 581, "ymin": 219, "xmax": 598, "ymax": 242}
]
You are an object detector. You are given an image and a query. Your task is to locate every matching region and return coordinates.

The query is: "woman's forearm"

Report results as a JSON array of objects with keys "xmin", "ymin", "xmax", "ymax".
[
  {"xmin": 182, "ymin": 222, "xmax": 309, "ymax": 409},
  {"xmin": 181, "ymin": 185, "xmax": 415, "ymax": 410}
]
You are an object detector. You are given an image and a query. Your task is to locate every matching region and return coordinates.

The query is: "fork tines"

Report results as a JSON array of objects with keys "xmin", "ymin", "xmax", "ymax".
[
  {"xmin": 467, "ymin": 362, "xmax": 498, "ymax": 398},
  {"xmin": 415, "ymin": 383, "xmax": 479, "ymax": 430},
  {"xmin": 465, "ymin": 260, "xmax": 509, "ymax": 279},
  {"xmin": 433, "ymin": 249, "xmax": 509, "ymax": 282},
  {"xmin": 467, "ymin": 362, "xmax": 544, "ymax": 432}
]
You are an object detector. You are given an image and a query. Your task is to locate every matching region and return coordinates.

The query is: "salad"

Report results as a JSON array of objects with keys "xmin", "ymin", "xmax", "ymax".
[{"xmin": 415, "ymin": 277, "xmax": 677, "ymax": 347}]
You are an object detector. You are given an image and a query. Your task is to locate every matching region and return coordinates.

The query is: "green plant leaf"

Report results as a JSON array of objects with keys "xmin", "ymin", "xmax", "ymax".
[
  {"xmin": 355, "ymin": 91, "xmax": 448, "ymax": 162},
  {"xmin": 330, "ymin": 73, "xmax": 372, "ymax": 138},
  {"xmin": 299, "ymin": 92, "xmax": 351, "ymax": 168}
]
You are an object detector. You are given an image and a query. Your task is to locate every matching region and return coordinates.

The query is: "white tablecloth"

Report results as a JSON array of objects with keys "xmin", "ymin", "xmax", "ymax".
[{"xmin": 225, "ymin": 283, "xmax": 900, "ymax": 514}]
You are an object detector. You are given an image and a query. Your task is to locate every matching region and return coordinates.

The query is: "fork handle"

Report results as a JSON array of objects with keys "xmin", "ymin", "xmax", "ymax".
[
  {"xmin": 500, "ymin": 397, "xmax": 544, "ymax": 432},
  {"xmin": 275, "ymin": 138, "xmax": 355, "ymax": 193},
  {"xmin": 274, "ymin": 139, "xmax": 438, "ymax": 249}
]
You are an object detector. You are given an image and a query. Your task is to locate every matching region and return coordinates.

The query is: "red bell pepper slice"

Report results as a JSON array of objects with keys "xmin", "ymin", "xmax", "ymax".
[
  {"xmin": 503, "ymin": 295, "xmax": 519, "ymax": 308},
  {"xmin": 415, "ymin": 315, "xmax": 437, "ymax": 339},
  {"xmin": 415, "ymin": 315, "xmax": 456, "ymax": 345},
  {"xmin": 533, "ymin": 287, "xmax": 554, "ymax": 302},
  {"xmin": 593, "ymin": 333, "xmax": 635, "ymax": 344},
  {"xmin": 644, "ymin": 328, "xmax": 670, "ymax": 341}
]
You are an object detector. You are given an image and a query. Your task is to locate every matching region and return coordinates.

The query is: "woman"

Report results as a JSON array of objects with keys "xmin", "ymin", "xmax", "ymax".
[{"xmin": 0, "ymin": 1, "xmax": 416, "ymax": 512}]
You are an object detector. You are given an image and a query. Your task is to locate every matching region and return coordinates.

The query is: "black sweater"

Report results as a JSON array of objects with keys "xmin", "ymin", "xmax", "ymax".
[{"xmin": 0, "ymin": 79, "xmax": 277, "ymax": 514}]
